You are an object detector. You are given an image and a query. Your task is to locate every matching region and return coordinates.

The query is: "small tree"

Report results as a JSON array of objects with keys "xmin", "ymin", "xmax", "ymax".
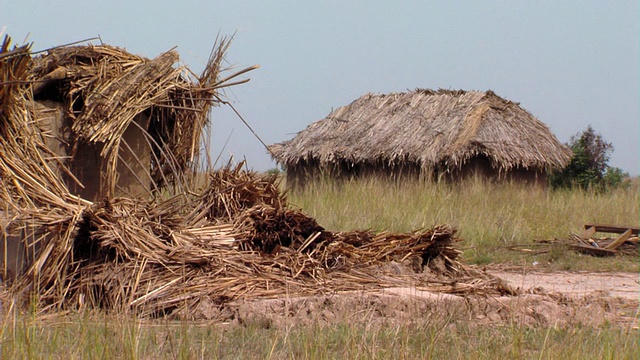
[{"xmin": 549, "ymin": 126, "xmax": 627, "ymax": 190}]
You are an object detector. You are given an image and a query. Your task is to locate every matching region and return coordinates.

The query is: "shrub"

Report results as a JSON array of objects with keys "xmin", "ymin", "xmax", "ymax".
[
  {"xmin": 266, "ymin": 167, "xmax": 282, "ymax": 176},
  {"xmin": 603, "ymin": 166, "xmax": 629, "ymax": 189},
  {"xmin": 549, "ymin": 126, "xmax": 627, "ymax": 190}
]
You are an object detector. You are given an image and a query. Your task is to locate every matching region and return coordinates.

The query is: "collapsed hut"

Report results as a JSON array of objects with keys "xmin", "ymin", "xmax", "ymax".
[
  {"xmin": 269, "ymin": 89, "xmax": 573, "ymax": 188},
  {"xmin": 0, "ymin": 34, "xmax": 238, "ymax": 277},
  {"xmin": 5, "ymin": 39, "xmax": 226, "ymax": 201},
  {"xmin": 0, "ymin": 36, "xmax": 513, "ymax": 319}
]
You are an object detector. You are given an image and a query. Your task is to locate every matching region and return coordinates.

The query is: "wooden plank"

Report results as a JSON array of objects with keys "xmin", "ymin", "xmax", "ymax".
[
  {"xmin": 584, "ymin": 224, "xmax": 639, "ymax": 235},
  {"xmin": 605, "ymin": 229, "xmax": 633, "ymax": 250},
  {"xmin": 581, "ymin": 226, "xmax": 596, "ymax": 239},
  {"xmin": 569, "ymin": 244, "xmax": 617, "ymax": 257}
]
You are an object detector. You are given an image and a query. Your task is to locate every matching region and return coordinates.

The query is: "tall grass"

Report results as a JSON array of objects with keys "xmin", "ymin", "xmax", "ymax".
[
  {"xmin": 1, "ymin": 311, "xmax": 638, "ymax": 359},
  {"xmin": 288, "ymin": 177, "xmax": 639, "ymax": 271}
]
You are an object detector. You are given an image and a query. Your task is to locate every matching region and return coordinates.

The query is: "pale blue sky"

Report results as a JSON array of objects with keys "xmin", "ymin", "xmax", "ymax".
[{"xmin": 2, "ymin": 1, "xmax": 638, "ymax": 174}]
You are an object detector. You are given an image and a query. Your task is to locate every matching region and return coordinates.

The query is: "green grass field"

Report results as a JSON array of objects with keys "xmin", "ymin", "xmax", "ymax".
[{"xmin": 2, "ymin": 177, "xmax": 638, "ymax": 358}]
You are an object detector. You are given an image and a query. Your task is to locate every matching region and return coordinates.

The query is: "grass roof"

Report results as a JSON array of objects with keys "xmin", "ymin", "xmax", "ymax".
[{"xmin": 270, "ymin": 89, "xmax": 572, "ymax": 172}]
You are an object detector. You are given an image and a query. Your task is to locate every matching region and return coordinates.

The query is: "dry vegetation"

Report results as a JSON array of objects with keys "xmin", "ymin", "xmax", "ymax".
[
  {"xmin": 1, "ymin": 176, "xmax": 637, "ymax": 358},
  {"xmin": 270, "ymin": 89, "xmax": 573, "ymax": 170},
  {"xmin": 1, "ymin": 34, "xmax": 511, "ymax": 320},
  {"xmin": 1, "ymin": 35, "xmax": 638, "ymax": 358},
  {"xmin": 288, "ymin": 177, "xmax": 639, "ymax": 272},
  {"xmin": 1, "ymin": 312, "xmax": 638, "ymax": 359},
  {"xmin": 3, "ymin": 162, "xmax": 508, "ymax": 319}
]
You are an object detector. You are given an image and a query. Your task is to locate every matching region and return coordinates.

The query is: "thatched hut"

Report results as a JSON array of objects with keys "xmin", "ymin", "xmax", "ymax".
[{"xmin": 269, "ymin": 89, "xmax": 572, "ymax": 188}]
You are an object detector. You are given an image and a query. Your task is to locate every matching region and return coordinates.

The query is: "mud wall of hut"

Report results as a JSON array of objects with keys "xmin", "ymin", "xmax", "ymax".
[
  {"xmin": 34, "ymin": 100, "xmax": 152, "ymax": 201},
  {"xmin": 285, "ymin": 155, "xmax": 548, "ymax": 189},
  {"xmin": 437, "ymin": 156, "xmax": 548, "ymax": 186},
  {"xmin": 285, "ymin": 159, "xmax": 424, "ymax": 189}
]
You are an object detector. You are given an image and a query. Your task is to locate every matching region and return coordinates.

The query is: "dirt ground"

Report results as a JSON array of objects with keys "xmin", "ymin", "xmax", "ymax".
[
  {"xmin": 487, "ymin": 270, "xmax": 639, "ymax": 301},
  {"xmin": 2, "ymin": 268, "xmax": 637, "ymax": 329},
  {"xmin": 202, "ymin": 269, "xmax": 639, "ymax": 329}
]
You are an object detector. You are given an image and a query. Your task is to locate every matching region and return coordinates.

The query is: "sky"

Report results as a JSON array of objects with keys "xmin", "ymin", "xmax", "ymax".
[{"xmin": 2, "ymin": 1, "xmax": 638, "ymax": 174}]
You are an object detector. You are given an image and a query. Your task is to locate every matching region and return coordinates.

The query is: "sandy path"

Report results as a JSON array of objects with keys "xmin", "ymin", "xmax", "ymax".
[{"xmin": 488, "ymin": 270, "xmax": 639, "ymax": 300}]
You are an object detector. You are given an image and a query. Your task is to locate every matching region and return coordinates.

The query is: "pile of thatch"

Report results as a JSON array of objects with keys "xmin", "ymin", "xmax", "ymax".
[
  {"xmin": 269, "ymin": 89, "xmax": 573, "ymax": 183},
  {"xmin": 6, "ymin": 165, "xmax": 510, "ymax": 318},
  {"xmin": 1, "ymin": 36, "xmax": 513, "ymax": 318}
]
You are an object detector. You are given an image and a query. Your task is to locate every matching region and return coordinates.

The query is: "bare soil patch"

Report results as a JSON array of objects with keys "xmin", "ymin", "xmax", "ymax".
[
  {"xmin": 193, "ymin": 270, "xmax": 639, "ymax": 329},
  {"xmin": 488, "ymin": 270, "xmax": 639, "ymax": 300}
]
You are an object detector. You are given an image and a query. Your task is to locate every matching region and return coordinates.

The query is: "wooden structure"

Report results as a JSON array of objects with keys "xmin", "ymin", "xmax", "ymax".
[{"xmin": 570, "ymin": 224, "xmax": 639, "ymax": 256}]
